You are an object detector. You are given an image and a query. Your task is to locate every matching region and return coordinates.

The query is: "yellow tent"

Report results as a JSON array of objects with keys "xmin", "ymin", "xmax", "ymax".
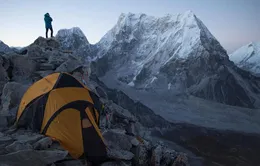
[{"xmin": 16, "ymin": 72, "xmax": 107, "ymax": 163}]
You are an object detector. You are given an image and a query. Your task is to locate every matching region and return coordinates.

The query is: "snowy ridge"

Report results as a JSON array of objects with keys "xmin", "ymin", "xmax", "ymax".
[
  {"xmin": 229, "ymin": 42, "xmax": 260, "ymax": 75},
  {"xmin": 56, "ymin": 27, "xmax": 88, "ymax": 42},
  {"xmin": 96, "ymin": 10, "xmax": 227, "ymax": 85},
  {"xmin": 55, "ymin": 27, "xmax": 93, "ymax": 60},
  {"xmin": 98, "ymin": 10, "xmax": 218, "ymax": 59},
  {"xmin": 56, "ymin": 27, "xmax": 90, "ymax": 50},
  {"xmin": 94, "ymin": 11, "xmax": 260, "ymax": 108}
]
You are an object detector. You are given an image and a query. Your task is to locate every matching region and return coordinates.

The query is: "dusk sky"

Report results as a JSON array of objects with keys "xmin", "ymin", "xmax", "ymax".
[{"xmin": 0, "ymin": 0, "xmax": 259, "ymax": 53}]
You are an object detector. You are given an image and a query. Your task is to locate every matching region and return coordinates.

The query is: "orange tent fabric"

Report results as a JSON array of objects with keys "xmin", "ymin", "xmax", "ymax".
[{"xmin": 16, "ymin": 72, "xmax": 107, "ymax": 163}]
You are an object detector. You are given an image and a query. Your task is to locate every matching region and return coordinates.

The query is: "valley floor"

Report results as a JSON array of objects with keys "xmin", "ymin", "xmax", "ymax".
[{"xmin": 100, "ymin": 73, "xmax": 260, "ymax": 134}]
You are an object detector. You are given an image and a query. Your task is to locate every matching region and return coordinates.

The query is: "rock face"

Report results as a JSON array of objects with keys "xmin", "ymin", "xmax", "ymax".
[
  {"xmin": 1, "ymin": 82, "xmax": 29, "ymax": 114},
  {"xmin": 0, "ymin": 40, "xmax": 12, "ymax": 54},
  {"xmin": 95, "ymin": 11, "xmax": 260, "ymax": 108},
  {"xmin": 0, "ymin": 129, "xmax": 69, "ymax": 166},
  {"xmin": 56, "ymin": 27, "xmax": 93, "ymax": 60},
  {"xmin": 0, "ymin": 36, "xmax": 191, "ymax": 166},
  {"xmin": 0, "ymin": 55, "xmax": 9, "ymax": 96},
  {"xmin": 229, "ymin": 42, "xmax": 260, "ymax": 76}
]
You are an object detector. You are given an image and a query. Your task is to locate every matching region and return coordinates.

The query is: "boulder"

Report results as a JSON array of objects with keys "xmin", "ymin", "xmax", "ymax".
[
  {"xmin": 56, "ymin": 160, "xmax": 84, "ymax": 166},
  {"xmin": 5, "ymin": 141, "xmax": 33, "ymax": 153},
  {"xmin": 95, "ymin": 86, "xmax": 108, "ymax": 99},
  {"xmin": 9, "ymin": 55, "xmax": 37, "ymax": 82},
  {"xmin": 38, "ymin": 63, "xmax": 56, "ymax": 70},
  {"xmin": 107, "ymin": 102, "xmax": 136, "ymax": 122},
  {"xmin": 37, "ymin": 150, "xmax": 68, "ymax": 164},
  {"xmin": 131, "ymin": 137, "xmax": 140, "ymax": 147},
  {"xmin": 151, "ymin": 145, "xmax": 163, "ymax": 166},
  {"xmin": 55, "ymin": 57, "xmax": 83, "ymax": 73},
  {"xmin": 103, "ymin": 130, "xmax": 133, "ymax": 151},
  {"xmin": 0, "ymin": 149, "xmax": 67, "ymax": 166},
  {"xmin": 26, "ymin": 45, "xmax": 45, "ymax": 59},
  {"xmin": 0, "ymin": 82, "xmax": 29, "ymax": 114},
  {"xmin": 0, "ymin": 65, "xmax": 9, "ymax": 95},
  {"xmin": 132, "ymin": 144, "xmax": 150, "ymax": 166},
  {"xmin": 33, "ymin": 137, "xmax": 52, "ymax": 150},
  {"xmin": 161, "ymin": 148, "xmax": 178, "ymax": 166},
  {"xmin": 101, "ymin": 161, "xmax": 131, "ymax": 166},
  {"xmin": 0, "ymin": 150, "xmax": 46, "ymax": 166},
  {"xmin": 32, "ymin": 37, "xmax": 60, "ymax": 49},
  {"xmin": 34, "ymin": 70, "xmax": 54, "ymax": 78},
  {"xmin": 172, "ymin": 153, "xmax": 189, "ymax": 166},
  {"xmin": 12, "ymin": 132, "xmax": 44, "ymax": 144},
  {"xmin": 48, "ymin": 52, "xmax": 69, "ymax": 66},
  {"xmin": 0, "ymin": 55, "xmax": 10, "ymax": 70},
  {"xmin": 0, "ymin": 136, "xmax": 13, "ymax": 144},
  {"xmin": 0, "ymin": 115, "xmax": 8, "ymax": 128},
  {"xmin": 107, "ymin": 148, "xmax": 134, "ymax": 161}
]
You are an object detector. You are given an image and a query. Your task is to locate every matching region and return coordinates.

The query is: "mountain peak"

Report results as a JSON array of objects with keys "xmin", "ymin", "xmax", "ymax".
[
  {"xmin": 56, "ymin": 27, "xmax": 90, "ymax": 51},
  {"xmin": 229, "ymin": 41, "xmax": 260, "ymax": 75},
  {"xmin": 56, "ymin": 27, "xmax": 88, "ymax": 42},
  {"xmin": 183, "ymin": 10, "xmax": 195, "ymax": 17},
  {"xmin": 99, "ymin": 11, "xmax": 223, "ymax": 60}
]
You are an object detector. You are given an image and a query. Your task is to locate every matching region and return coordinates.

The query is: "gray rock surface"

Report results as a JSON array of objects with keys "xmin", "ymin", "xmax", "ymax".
[
  {"xmin": 55, "ymin": 160, "xmax": 85, "ymax": 166},
  {"xmin": 101, "ymin": 161, "xmax": 131, "ymax": 166},
  {"xmin": 131, "ymin": 137, "xmax": 140, "ymax": 146},
  {"xmin": 33, "ymin": 137, "xmax": 53, "ymax": 150},
  {"xmin": 107, "ymin": 148, "xmax": 134, "ymax": 161},
  {"xmin": 151, "ymin": 145, "xmax": 163, "ymax": 166},
  {"xmin": 103, "ymin": 130, "xmax": 133, "ymax": 151},
  {"xmin": 55, "ymin": 57, "xmax": 83, "ymax": 73},
  {"xmin": 5, "ymin": 141, "xmax": 33, "ymax": 153},
  {"xmin": 1, "ymin": 82, "xmax": 28, "ymax": 114},
  {"xmin": 0, "ymin": 40, "xmax": 13, "ymax": 54},
  {"xmin": 0, "ymin": 149, "xmax": 68, "ymax": 166},
  {"xmin": 13, "ymin": 133, "xmax": 44, "ymax": 144},
  {"xmin": 132, "ymin": 144, "xmax": 150, "ymax": 166},
  {"xmin": 9, "ymin": 54, "xmax": 37, "ymax": 83},
  {"xmin": 0, "ymin": 115, "xmax": 8, "ymax": 128}
]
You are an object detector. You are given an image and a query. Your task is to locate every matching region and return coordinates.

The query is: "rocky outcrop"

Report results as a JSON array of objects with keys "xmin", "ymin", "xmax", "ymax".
[
  {"xmin": 0, "ymin": 55, "xmax": 9, "ymax": 96},
  {"xmin": 0, "ymin": 37, "xmax": 190, "ymax": 166},
  {"xmin": 0, "ymin": 40, "xmax": 12, "ymax": 54},
  {"xmin": 0, "ymin": 129, "xmax": 69, "ymax": 165},
  {"xmin": 1, "ymin": 82, "xmax": 28, "ymax": 115}
]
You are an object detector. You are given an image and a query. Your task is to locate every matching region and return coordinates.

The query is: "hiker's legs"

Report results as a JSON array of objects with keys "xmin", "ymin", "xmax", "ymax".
[
  {"xmin": 45, "ymin": 28, "xmax": 49, "ymax": 38},
  {"xmin": 50, "ymin": 27, "xmax": 53, "ymax": 37}
]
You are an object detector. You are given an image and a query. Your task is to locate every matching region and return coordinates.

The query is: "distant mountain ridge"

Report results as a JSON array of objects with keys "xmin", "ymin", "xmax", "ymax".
[
  {"xmin": 55, "ymin": 27, "xmax": 93, "ymax": 61},
  {"xmin": 91, "ymin": 11, "xmax": 260, "ymax": 108},
  {"xmin": 229, "ymin": 42, "xmax": 260, "ymax": 76},
  {"xmin": 0, "ymin": 40, "xmax": 12, "ymax": 54}
]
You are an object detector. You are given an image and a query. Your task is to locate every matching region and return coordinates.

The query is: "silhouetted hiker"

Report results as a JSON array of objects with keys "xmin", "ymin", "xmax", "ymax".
[{"xmin": 44, "ymin": 13, "xmax": 53, "ymax": 38}]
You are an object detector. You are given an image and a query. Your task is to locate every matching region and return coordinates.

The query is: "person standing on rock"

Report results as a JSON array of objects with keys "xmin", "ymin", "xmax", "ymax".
[{"xmin": 44, "ymin": 13, "xmax": 53, "ymax": 38}]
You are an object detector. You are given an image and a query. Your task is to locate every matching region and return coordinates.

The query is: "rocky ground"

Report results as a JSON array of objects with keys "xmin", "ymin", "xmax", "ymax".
[
  {"xmin": 1, "ymin": 37, "xmax": 260, "ymax": 166},
  {"xmin": 0, "ymin": 37, "xmax": 191, "ymax": 166}
]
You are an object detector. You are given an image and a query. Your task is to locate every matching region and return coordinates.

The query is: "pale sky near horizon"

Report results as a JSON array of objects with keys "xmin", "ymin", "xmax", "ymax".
[{"xmin": 0, "ymin": 0, "xmax": 259, "ymax": 53}]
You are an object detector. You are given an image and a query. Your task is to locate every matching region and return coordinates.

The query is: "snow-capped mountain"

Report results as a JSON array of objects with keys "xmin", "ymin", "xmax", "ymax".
[
  {"xmin": 55, "ymin": 27, "xmax": 93, "ymax": 60},
  {"xmin": 0, "ymin": 40, "xmax": 12, "ymax": 54},
  {"xmin": 94, "ymin": 11, "xmax": 260, "ymax": 108},
  {"xmin": 229, "ymin": 42, "xmax": 260, "ymax": 75}
]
